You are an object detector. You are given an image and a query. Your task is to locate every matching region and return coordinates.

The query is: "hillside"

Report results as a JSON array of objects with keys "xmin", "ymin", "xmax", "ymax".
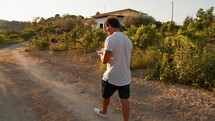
[{"xmin": 0, "ymin": 19, "xmax": 28, "ymax": 31}]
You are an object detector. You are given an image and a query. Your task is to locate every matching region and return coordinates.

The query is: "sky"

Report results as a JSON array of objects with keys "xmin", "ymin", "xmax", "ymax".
[{"xmin": 0, "ymin": 0, "xmax": 214, "ymax": 25}]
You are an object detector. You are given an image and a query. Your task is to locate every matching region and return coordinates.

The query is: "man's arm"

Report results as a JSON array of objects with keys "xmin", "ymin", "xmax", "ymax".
[{"xmin": 101, "ymin": 51, "xmax": 112, "ymax": 64}]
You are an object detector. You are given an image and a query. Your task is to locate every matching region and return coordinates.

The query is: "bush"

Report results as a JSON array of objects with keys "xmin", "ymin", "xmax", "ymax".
[
  {"xmin": 49, "ymin": 42, "xmax": 68, "ymax": 52},
  {"xmin": 130, "ymin": 25, "xmax": 161, "ymax": 49},
  {"xmin": 148, "ymin": 34, "xmax": 215, "ymax": 89},
  {"xmin": 0, "ymin": 35, "xmax": 7, "ymax": 44},
  {"xmin": 131, "ymin": 47, "xmax": 160, "ymax": 69},
  {"xmin": 30, "ymin": 37, "xmax": 49, "ymax": 50}
]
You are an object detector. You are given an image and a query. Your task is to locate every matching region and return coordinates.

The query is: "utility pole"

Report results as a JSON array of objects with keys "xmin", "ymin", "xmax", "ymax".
[
  {"xmin": 171, "ymin": 0, "xmax": 174, "ymax": 21},
  {"xmin": 104, "ymin": 5, "xmax": 106, "ymax": 13}
]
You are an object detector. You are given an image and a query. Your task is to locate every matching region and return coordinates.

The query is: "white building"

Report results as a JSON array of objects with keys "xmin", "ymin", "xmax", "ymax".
[{"xmin": 91, "ymin": 8, "xmax": 146, "ymax": 29}]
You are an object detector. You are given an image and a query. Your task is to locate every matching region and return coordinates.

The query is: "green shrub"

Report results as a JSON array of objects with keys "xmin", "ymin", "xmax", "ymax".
[
  {"xmin": 20, "ymin": 28, "xmax": 35, "ymax": 41},
  {"xmin": 148, "ymin": 34, "xmax": 215, "ymax": 89},
  {"xmin": 131, "ymin": 25, "xmax": 161, "ymax": 49},
  {"xmin": 30, "ymin": 37, "xmax": 49, "ymax": 50},
  {"xmin": 49, "ymin": 42, "xmax": 68, "ymax": 52},
  {"xmin": 0, "ymin": 35, "xmax": 7, "ymax": 44},
  {"xmin": 131, "ymin": 47, "xmax": 160, "ymax": 69}
]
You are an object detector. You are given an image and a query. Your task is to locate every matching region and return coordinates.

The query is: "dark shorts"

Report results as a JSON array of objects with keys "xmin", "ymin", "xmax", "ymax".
[{"xmin": 102, "ymin": 80, "xmax": 130, "ymax": 99}]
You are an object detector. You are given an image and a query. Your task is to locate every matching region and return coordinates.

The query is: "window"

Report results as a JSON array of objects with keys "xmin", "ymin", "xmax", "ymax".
[{"xmin": 100, "ymin": 23, "xmax": 104, "ymax": 29}]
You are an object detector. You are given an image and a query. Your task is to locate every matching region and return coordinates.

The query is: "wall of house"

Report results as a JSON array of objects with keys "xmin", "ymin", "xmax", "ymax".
[
  {"xmin": 108, "ymin": 10, "xmax": 140, "ymax": 16},
  {"xmin": 121, "ymin": 10, "xmax": 140, "ymax": 16},
  {"xmin": 94, "ymin": 17, "xmax": 107, "ymax": 29}
]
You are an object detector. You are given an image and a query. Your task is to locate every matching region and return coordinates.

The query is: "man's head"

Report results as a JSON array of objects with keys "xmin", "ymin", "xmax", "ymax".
[
  {"xmin": 105, "ymin": 17, "xmax": 120, "ymax": 35},
  {"xmin": 105, "ymin": 17, "xmax": 120, "ymax": 28}
]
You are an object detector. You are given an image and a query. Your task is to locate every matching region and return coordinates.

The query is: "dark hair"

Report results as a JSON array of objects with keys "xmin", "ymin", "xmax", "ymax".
[{"xmin": 105, "ymin": 17, "xmax": 120, "ymax": 28}]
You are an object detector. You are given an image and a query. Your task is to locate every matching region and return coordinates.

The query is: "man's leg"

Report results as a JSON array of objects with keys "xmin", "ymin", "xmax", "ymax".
[
  {"xmin": 121, "ymin": 99, "xmax": 130, "ymax": 121},
  {"xmin": 100, "ymin": 81, "xmax": 116, "ymax": 114},
  {"xmin": 119, "ymin": 84, "xmax": 130, "ymax": 121},
  {"xmin": 100, "ymin": 98, "xmax": 110, "ymax": 114}
]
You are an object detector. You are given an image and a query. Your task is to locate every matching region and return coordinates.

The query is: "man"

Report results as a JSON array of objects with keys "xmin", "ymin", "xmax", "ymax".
[{"xmin": 94, "ymin": 17, "xmax": 133, "ymax": 121}]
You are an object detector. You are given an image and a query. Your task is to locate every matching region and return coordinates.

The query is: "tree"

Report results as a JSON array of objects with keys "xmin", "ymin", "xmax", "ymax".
[
  {"xmin": 55, "ymin": 14, "xmax": 61, "ymax": 18},
  {"xmin": 38, "ymin": 17, "xmax": 47, "ymax": 27},
  {"xmin": 194, "ymin": 7, "xmax": 214, "ymax": 30},
  {"xmin": 161, "ymin": 21, "xmax": 180, "ymax": 35},
  {"xmin": 121, "ymin": 13, "xmax": 156, "ymax": 28},
  {"xmin": 183, "ymin": 16, "xmax": 193, "ymax": 28},
  {"xmin": 132, "ymin": 25, "xmax": 161, "ymax": 49},
  {"xmin": 84, "ymin": 18, "xmax": 97, "ymax": 29},
  {"xmin": 96, "ymin": 12, "xmax": 100, "ymax": 15}
]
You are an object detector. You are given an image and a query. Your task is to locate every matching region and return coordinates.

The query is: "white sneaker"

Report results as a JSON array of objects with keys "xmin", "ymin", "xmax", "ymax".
[{"xmin": 94, "ymin": 108, "xmax": 107, "ymax": 118}]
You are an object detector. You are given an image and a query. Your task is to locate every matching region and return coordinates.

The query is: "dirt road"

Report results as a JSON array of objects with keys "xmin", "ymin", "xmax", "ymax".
[
  {"xmin": 0, "ymin": 42, "xmax": 124, "ymax": 121},
  {"xmin": 0, "ymin": 42, "xmax": 214, "ymax": 121}
]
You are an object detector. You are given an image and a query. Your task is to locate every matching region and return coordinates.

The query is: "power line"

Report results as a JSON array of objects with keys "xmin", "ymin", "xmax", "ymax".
[
  {"xmin": 147, "ymin": 0, "xmax": 175, "ymax": 22},
  {"xmin": 147, "ymin": 2, "xmax": 172, "ymax": 13}
]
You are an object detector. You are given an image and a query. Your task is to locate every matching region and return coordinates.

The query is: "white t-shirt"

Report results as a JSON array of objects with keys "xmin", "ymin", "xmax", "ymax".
[{"xmin": 102, "ymin": 32, "xmax": 133, "ymax": 86}]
